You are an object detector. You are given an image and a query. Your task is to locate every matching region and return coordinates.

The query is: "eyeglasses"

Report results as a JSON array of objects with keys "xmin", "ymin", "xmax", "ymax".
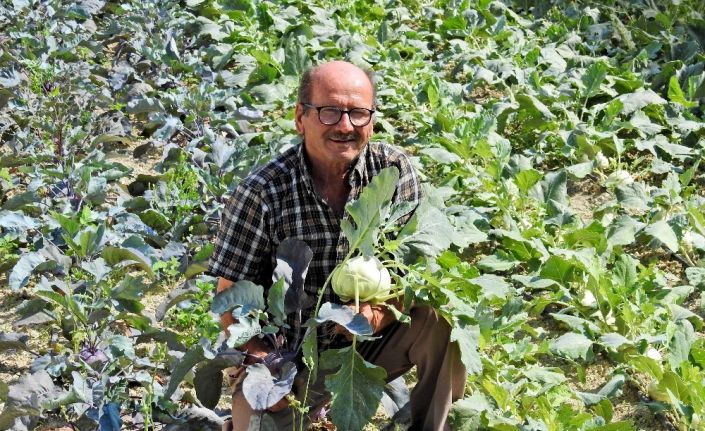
[{"xmin": 301, "ymin": 103, "xmax": 375, "ymax": 127}]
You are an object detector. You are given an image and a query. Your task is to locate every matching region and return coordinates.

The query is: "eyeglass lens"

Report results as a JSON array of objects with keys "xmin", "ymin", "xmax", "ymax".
[{"xmin": 318, "ymin": 107, "xmax": 371, "ymax": 126}]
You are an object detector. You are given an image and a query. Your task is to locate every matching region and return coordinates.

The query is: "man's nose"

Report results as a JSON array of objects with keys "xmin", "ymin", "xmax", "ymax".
[{"xmin": 334, "ymin": 111, "xmax": 355, "ymax": 132}]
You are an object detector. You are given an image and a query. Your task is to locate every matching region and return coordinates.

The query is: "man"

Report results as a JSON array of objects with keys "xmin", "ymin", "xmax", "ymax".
[{"xmin": 209, "ymin": 61, "xmax": 465, "ymax": 431}]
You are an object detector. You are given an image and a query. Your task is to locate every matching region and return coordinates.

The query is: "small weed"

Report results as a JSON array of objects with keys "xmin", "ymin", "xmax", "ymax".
[{"xmin": 164, "ymin": 280, "xmax": 220, "ymax": 345}]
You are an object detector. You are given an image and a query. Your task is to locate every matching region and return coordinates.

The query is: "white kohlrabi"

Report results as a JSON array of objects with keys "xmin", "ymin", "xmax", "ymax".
[{"xmin": 331, "ymin": 256, "xmax": 396, "ymax": 304}]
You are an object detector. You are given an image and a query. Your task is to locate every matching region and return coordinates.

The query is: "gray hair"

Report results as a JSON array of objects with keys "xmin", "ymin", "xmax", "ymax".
[{"xmin": 297, "ymin": 64, "xmax": 377, "ymax": 108}]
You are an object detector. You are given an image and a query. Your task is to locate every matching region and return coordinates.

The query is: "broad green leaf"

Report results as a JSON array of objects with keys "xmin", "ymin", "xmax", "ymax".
[
  {"xmin": 600, "ymin": 333, "xmax": 632, "ymax": 350},
  {"xmin": 211, "ymin": 280, "xmax": 265, "ymax": 315},
  {"xmin": 514, "ymin": 169, "xmax": 542, "ymax": 195},
  {"xmin": 615, "ymin": 89, "xmax": 667, "ymax": 115},
  {"xmin": 686, "ymin": 267, "xmax": 705, "ymax": 290},
  {"xmin": 342, "ymin": 167, "xmax": 399, "ymax": 256},
  {"xmin": 550, "ymin": 332, "xmax": 593, "ymax": 360},
  {"xmin": 283, "ymin": 36, "xmax": 311, "ymax": 77},
  {"xmin": 316, "ymin": 303, "xmax": 373, "ymax": 337},
  {"xmin": 468, "ymin": 274, "xmax": 511, "ymax": 300},
  {"xmin": 321, "ymin": 346, "xmax": 386, "ymax": 431},
  {"xmin": 628, "ymin": 355, "xmax": 663, "ymax": 380},
  {"xmin": 540, "ymin": 255, "xmax": 578, "ymax": 285},
  {"xmin": 448, "ymin": 394, "xmax": 492, "ymax": 431},
  {"xmin": 242, "ymin": 363, "xmax": 297, "ymax": 410},
  {"xmin": 102, "ymin": 246, "xmax": 154, "ymax": 278},
  {"xmin": 139, "ymin": 209, "xmax": 172, "ymax": 233},
  {"xmin": 395, "ymin": 201, "xmax": 454, "ymax": 261},
  {"xmin": 477, "ymin": 252, "xmax": 519, "ymax": 272},
  {"xmin": 607, "ymin": 215, "xmax": 640, "ymax": 247},
  {"xmin": 9, "ymin": 252, "xmax": 46, "ymax": 290},
  {"xmin": 667, "ymin": 76, "xmax": 697, "ymax": 108},
  {"xmin": 658, "ymin": 371, "xmax": 692, "ymax": 403},
  {"xmin": 226, "ymin": 317, "xmax": 262, "ymax": 348},
  {"xmin": 523, "ymin": 366, "xmax": 566, "ymax": 386},
  {"xmin": 615, "ymin": 183, "xmax": 649, "ymax": 211},
  {"xmin": 643, "ymin": 220, "xmax": 679, "ymax": 253},
  {"xmin": 450, "ymin": 323, "xmax": 482, "ymax": 375},
  {"xmin": 668, "ymin": 320, "xmax": 695, "ymax": 370},
  {"xmin": 267, "ymin": 278, "xmax": 286, "ymax": 326},
  {"xmin": 582, "ymin": 62, "xmax": 608, "ymax": 99},
  {"xmin": 566, "ymin": 161, "xmax": 594, "ymax": 179},
  {"xmin": 537, "ymin": 170, "xmax": 567, "ymax": 217},
  {"xmin": 0, "ymin": 210, "xmax": 38, "ymax": 237},
  {"xmin": 194, "ymin": 349, "xmax": 245, "ymax": 409},
  {"xmin": 164, "ymin": 344, "xmax": 210, "ymax": 399},
  {"xmin": 516, "ymin": 93, "xmax": 555, "ymax": 119}
]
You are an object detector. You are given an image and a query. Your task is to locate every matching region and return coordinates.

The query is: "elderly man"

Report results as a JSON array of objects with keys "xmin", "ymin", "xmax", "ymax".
[{"xmin": 209, "ymin": 61, "xmax": 465, "ymax": 431}]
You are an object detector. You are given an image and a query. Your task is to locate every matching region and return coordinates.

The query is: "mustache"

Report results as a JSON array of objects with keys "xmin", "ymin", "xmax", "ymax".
[{"xmin": 327, "ymin": 132, "xmax": 360, "ymax": 141}]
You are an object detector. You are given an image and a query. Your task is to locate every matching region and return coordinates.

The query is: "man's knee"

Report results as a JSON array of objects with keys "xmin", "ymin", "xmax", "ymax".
[{"xmin": 410, "ymin": 305, "xmax": 451, "ymax": 338}]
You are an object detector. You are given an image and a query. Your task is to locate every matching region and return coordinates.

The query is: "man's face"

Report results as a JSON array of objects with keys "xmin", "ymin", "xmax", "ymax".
[{"xmin": 295, "ymin": 65, "xmax": 374, "ymax": 170}]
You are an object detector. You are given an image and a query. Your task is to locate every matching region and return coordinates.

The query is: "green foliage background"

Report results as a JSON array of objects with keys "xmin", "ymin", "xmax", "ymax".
[{"xmin": 0, "ymin": 0, "xmax": 704, "ymax": 429}]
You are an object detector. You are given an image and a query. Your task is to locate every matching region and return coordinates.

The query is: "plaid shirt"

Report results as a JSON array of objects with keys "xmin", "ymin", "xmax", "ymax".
[{"xmin": 208, "ymin": 142, "xmax": 421, "ymax": 347}]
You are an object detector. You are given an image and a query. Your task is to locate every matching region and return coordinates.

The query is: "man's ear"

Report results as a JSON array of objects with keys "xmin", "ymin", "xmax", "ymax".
[{"xmin": 294, "ymin": 103, "xmax": 305, "ymax": 135}]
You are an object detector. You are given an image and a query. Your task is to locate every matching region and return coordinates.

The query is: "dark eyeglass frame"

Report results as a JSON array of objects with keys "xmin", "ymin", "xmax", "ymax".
[{"xmin": 300, "ymin": 103, "xmax": 375, "ymax": 127}]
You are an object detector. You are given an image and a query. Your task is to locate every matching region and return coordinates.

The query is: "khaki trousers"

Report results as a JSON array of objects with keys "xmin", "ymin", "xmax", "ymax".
[{"xmin": 225, "ymin": 306, "xmax": 466, "ymax": 431}]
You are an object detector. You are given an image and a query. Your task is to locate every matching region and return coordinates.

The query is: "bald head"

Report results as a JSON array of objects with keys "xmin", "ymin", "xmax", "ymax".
[{"xmin": 297, "ymin": 61, "xmax": 376, "ymax": 107}]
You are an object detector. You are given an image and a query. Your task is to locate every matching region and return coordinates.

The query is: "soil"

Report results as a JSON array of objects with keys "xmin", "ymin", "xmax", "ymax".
[{"xmin": 568, "ymin": 178, "xmax": 611, "ymax": 225}]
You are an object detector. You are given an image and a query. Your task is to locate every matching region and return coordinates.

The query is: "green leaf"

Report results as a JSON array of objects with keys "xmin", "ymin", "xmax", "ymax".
[
  {"xmin": 643, "ymin": 220, "xmax": 679, "ymax": 253},
  {"xmin": 538, "ymin": 170, "xmax": 568, "ymax": 216},
  {"xmin": 9, "ymin": 252, "xmax": 46, "ymax": 290},
  {"xmin": 226, "ymin": 316, "xmax": 262, "ymax": 348},
  {"xmin": 628, "ymin": 355, "xmax": 663, "ymax": 380},
  {"xmin": 566, "ymin": 161, "xmax": 594, "ymax": 179},
  {"xmin": 550, "ymin": 332, "xmax": 593, "ymax": 360},
  {"xmin": 302, "ymin": 324, "xmax": 318, "ymax": 381},
  {"xmin": 514, "ymin": 169, "xmax": 542, "ymax": 195},
  {"xmin": 600, "ymin": 333, "xmax": 632, "ymax": 350},
  {"xmin": 316, "ymin": 303, "xmax": 373, "ymax": 337},
  {"xmin": 468, "ymin": 274, "xmax": 511, "ymax": 300},
  {"xmin": 523, "ymin": 366, "xmax": 567, "ymax": 386},
  {"xmin": 540, "ymin": 255, "xmax": 578, "ymax": 285},
  {"xmin": 242, "ymin": 363, "xmax": 297, "ymax": 410},
  {"xmin": 668, "ymin": 321, "xmax": 695, "ymax": 370},
  {"xmin": 194, "ymin": 349, "xmax": 245, "ymax": 409},
  {"xmin": 164, "ymin": 344, "xmax": 210, "ymax": 399},
  {"xmin": 211, "ymin": 280, "xmax": 265, "ymax": 315},
  {"xmin": 615, "ymin": 89, "xmax": 667, "ymax": 115},
  {"xmin": 342, "ymin": 167, "xmax": 399, "ymax": 256},
  {"xmin": 283, "ymin": 36, "xmax": 311, "ymax": 77},
  {"xmin": 396, "ymin": 201, "xmax": 454, "ymax": 261},
  {"xmin": 659, "ymin": 371, "xmax": 692, "ymax": 403},
  {"xmin": 448, "ymin": 394, "xmax": 492, "ymax": 431},
  {"xmin": 102, "ymin": 246, "xmax": 155, "ymax": 278},
  {"xmin": 607, "ymin": 215, "xmax": 640, "ymax": 247},
  {"xmin": 582, "ymin": 62, "xmax": 608, "ymax": 99},
  {"xmin": 667, "ymin": 75, "xmax": 697, "ymax": 108},
  {"xmin": 139, "ymin": 209, "xmax": 172, "ymax": 233},
  {"xmin": 477, "ymin": 252, "xmax": 519, "ymax": 272},
  {"xmin": 685, "ymin": 267, "xmax": 705, "ymax": 290},
  {"xmin": 615, "ymin": 183, "xmax": 649, "ymax": 211},
  {"xmin": 450, "ymin": 323, "xmax": 482, "ymax": 375},
  {"xmin": 321, "ymin": 346, "xmax": 386, "ymax": 431},
  {"xmin": 266, "ymin": 278, "xmax": 286, "ymax": 326}
]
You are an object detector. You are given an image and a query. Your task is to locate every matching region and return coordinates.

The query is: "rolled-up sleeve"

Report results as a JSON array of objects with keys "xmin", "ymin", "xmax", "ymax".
[{"xmin": 208, "ymin": 182, "xmax": 271, "ymax": 283}]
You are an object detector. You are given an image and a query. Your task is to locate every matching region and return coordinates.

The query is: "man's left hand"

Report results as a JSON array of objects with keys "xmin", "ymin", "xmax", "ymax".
[{"xmin": 335, "ymin": 302, "xmax": 396, "ymax": 340}]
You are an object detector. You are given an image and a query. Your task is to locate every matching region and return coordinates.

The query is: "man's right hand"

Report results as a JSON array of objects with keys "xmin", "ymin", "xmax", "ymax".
[{"xmin": 217, "ymin": 277, "xmax": 270, "ymax": 363}]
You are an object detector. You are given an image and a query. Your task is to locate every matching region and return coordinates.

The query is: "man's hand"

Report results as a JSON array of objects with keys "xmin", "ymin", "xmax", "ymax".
[
  {"xmin": 358, "ymin": 302, "xmax": 396, "ymax": 334},
  {"xmin": 336, "ymin": 301, "xmax": 398, "ymax": 340}
]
